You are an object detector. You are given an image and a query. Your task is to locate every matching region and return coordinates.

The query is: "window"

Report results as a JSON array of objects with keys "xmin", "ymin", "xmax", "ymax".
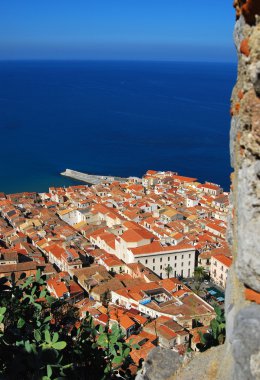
[
  {"xmin": 181, "ymin": 262, "xmax": 184, "ymax": 267},
  {"xmin": 168, "ymin": 257, "xmax": 170, "ymax": 261},
  {"xmin": 145, "ymin": 259, "xmax": 148, "ymax": 264},
  {"xmin": 175, "ymin": 256, "xmax": 177, "ymax": 260},
  {"xmin": 153, "ymin": 258, "xmax": 155, "ymax": 263},
  {"xmin": 188, "ymin": 261, "xmax": 190, "ymax": 266},
  {"xmin": 189, "ymin": 254, "xmax": 191, "ymax": 258},
  {"xmin": 174, "ymin": 263, "xmax": 177, "ymax": 268},
  {"xmin": 153, "ymin": 266, "xmax": 155, "ymax": 271},
  {"xmin": 181, "ymin": 255, "xmax": 184, "ymax": 259},
  {"xmin": 160, "ymin": 258, "xmax": 162, "ymax": 262},
  {"xmin": 160, "ymin": 265, "xmax": 162, "ymax": 270}
]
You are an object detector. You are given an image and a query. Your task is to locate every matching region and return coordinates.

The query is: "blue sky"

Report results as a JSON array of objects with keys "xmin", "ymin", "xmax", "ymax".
[{"xmin": 0, "ymin": 0, "xmax": 236, "ymax": 61}]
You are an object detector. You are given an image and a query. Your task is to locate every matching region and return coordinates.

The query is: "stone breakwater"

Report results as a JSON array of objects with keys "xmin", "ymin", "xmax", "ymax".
[{"xmin": 61, "ymin": 169, "xmax": 127, "ymax": 185}]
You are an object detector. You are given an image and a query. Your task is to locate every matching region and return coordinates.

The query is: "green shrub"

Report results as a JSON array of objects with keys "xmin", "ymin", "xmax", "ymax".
[
  {"xmin": 0, "ymin": 270, "xmax": 136, "ymax": 379},
  {"xmin": 198, "ymin": 305, "xmax": 225, "ymax": 351}
]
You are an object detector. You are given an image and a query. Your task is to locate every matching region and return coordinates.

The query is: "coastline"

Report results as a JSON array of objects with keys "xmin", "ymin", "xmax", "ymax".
[{"xmin": 0, "ymin": 61, "xmax": 234, "ymax": 194}]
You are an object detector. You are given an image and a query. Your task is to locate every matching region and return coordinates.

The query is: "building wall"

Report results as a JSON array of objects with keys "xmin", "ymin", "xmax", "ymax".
[
  {"xmin": 210, "ymin": 258, "xmax": 229, "ymax": 288},
  {"xmin": 60, "ymin": 210, "xmax": 85, "ymax": 225},
  {"xmin": 133, "ymin": 249, "xmax": 195, "ymax": 279}
]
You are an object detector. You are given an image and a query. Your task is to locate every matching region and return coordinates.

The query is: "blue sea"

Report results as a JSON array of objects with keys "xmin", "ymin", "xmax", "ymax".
[{"xmin": 0, "ymin": 60, "xmax": 236, "ymax": 194}]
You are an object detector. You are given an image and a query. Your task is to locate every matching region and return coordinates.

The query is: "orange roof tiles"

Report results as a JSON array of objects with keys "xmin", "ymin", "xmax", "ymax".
[
  {"xmin": 120, "ymin": 228, "xmax": 155, "ymax": 243},
  {"xmin": 206, "ymin": 222, "xmax": 226, "ymax": 233},
  {"xmin": 103, "ymin": 255, "xmax": 123, "ymax": 267},
  {"xmin": 146, "ymin": 170, "xmax": 158, "ymax": 175},
  {"xmin": 131, "ymin": 241, "xmax": 194, "ymax": 256},
  {"xmin": 47, "ymin": 278, "xmax": 68, "ymax": 298},
  {"xmin": 130, "ymin": 341, "xmax": 156, "ymax": 364},
  {"xmin": 46, "ymin": 244, "xmax": 65, "ymax": 259},
  {"xmin": 202, "ymin": 183, "xmax": 221, "ymax": 191},
  {"xmin": 213, "ymin": 254, "xmax": 232, "ymax": 267},
  {"xmin": 97, "ymin": 313, "xmax": 109, "ymax": 324},
  {"xmin": 158, "ymin": 278, "xmax": 181, "ymax": 291},
  {"xmin": 172, "ymin": 175, "xmax": 197, "ymax": 183},
  {"xmin": 127, "ymin": 313, "xmax": 147, "ymax": 325},
  {"xmin": 159, "ymin": 324, "xmax": 177, "ymax": 339}
]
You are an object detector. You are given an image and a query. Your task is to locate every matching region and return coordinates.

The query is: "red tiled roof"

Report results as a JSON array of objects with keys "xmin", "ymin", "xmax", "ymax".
[
  {"xmin": 172, "ymin": 175, "xmax": 197, "ymax": 183},
  {"xmin": 47, "ymin": 278, "xmax": 68, "ymax": 298},
  {"xmin": 121, "ymin": 228, "xmax": 155, "ymax": 243},
  {"xmin": 131, "ymin": 241, "xmax": 194, "ymax": 256},
  {"xmin": 212, "ymin": 254, "xmax": 232, "ymax": 268}
]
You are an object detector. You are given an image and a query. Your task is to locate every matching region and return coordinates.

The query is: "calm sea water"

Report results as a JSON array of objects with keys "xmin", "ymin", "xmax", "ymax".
[{"xmin": 0, "ymin": 60, "xmax": 236, "ymax": 194}]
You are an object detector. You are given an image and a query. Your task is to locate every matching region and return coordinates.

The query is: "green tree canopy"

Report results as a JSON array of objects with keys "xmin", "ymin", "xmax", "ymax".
[{"xmin": 164, "ymin": 264, "xmax": 173, "ymax": 278}]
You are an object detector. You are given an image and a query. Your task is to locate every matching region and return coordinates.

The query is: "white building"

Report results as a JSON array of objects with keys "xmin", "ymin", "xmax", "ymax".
[
  {"xmin": 210, "ymin": 254, "xmax": 232, "ymax": 288},
  {"xmin": 114, "ymin": 228, "xmax": 195, "ymax": 279}
]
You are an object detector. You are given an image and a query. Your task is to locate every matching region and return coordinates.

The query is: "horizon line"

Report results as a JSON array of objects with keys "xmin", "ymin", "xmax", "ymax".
[{"xmin": 0, "ymin": 58, "xmax": 236, "ymax": 64}]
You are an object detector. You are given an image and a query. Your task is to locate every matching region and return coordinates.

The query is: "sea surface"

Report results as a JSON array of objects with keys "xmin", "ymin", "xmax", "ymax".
[{"xmin": 0, "ymin": 60, "xmax": 236, "ymax": 194}]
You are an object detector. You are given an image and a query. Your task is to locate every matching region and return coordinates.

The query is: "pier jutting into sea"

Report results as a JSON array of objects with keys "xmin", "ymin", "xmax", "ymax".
[{"xmin": 61, "ymin": 169, "xmax": 127, "ymax": 185}]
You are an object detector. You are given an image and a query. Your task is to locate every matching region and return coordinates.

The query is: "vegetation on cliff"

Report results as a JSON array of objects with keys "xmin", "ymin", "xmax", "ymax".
[
  {"xmin": 198, "ymin": 305, "xmax": 226, "ymax": 351},
  {"xmin": 0, "ymin": 271, "xmax": 137, "ymax": 380}
]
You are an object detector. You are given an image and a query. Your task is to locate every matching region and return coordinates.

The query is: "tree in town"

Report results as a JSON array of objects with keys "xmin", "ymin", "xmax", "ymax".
[
  {"xmin": 164, "ymin": 264, "xmax": 173, "ymax": 278},
  {"xmin": 193, "ymin": 266, "xmax": 206, "ymax": 294},
  {"xmin": 198, "ymin": 305, "xmax": 226, "ymax": 351},
  {"xmin": 194, "ymin": 266, "xmax": 206, "ymax": 282}
]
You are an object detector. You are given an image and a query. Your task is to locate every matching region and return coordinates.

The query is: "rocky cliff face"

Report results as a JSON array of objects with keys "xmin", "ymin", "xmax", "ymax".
[
  {"xmin": 226, "ymin": 1, "xmax": 260, "ymax": 378},
  {"xmin": 137, "ymin": 2, "xmax": 260, "ymax": 379}
]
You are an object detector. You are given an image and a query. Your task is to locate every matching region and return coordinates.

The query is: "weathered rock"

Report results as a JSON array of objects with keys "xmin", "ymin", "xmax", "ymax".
[
  {"xmin": 225, "ymin": 266, "xmax": 247, "ymax": 344},
  {"xmin": 226, "ymin": 6, "xmax": 260, "ymax": 379},
  {"xmin": 169, "ymin": 345, "xmax": 231, "ymax": 380},
  {"xmin": 231, "ymin": 18, "xmax": 260, "ymax": 293},
  {"xmin": 250, "ymin": 351, "xmax": 260, "ymax": 379},
  {"xmin": 135, "ymin": 347, "xmax": 183, "ymax": 380},
  {"xmin": 249, "ymin": 61, "xmax": 260, "ymax": 96},
  {"xmin": 236, "ymin": 158, "xmax": 260, "ymax": 291},
  {"xmin": 233, "ymin": 16, "xmax": 248, "ymax": 54},
  {"xmin": 232, "ymin": 304, "xmax": 260, "ymax": 380},
  {"xmin": 230, "ymin": 116, "xmax": 240, "ymax": 167}
]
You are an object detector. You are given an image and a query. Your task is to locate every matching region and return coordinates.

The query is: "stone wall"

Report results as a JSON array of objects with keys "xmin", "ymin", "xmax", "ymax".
[
  {"xmin": 226, "ymin": 0, "xmax": 260, "ymax": 377},
  {"xmin": 136, "ymin": 1, "xmax": 260, "ymax": 379}
]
